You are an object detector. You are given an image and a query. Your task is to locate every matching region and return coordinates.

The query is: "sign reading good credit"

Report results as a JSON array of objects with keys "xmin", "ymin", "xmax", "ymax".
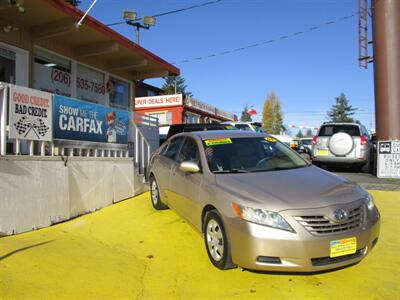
[
  {"xmin": 8, "ymin": 85, "xmax": 53, "ymax": 141},
  {"xmin": 135, "ymin": 94, "xmax": 182, "ymax": 108},
  {"xmin": 53, "ymin": 95, "xmax": 129, "ymax": 144}
]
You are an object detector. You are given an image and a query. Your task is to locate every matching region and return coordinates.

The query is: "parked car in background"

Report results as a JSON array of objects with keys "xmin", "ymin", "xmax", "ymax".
[
  {"xmin": 221, "ymin": 121, "xmax": 265, "ymax": 133},
  {"xmin": 312, "ymin": 122, "xmax": 372, "ymax": 172},
  {"xmin": 149, "ymin": 130, "xmax": 380, "ymax": 272},
  {"xmin": 159, "ymin": 123, "xmax": 232, "ymax": 144},
  {"xmin": 299, "ymin": 138, "xmax": 313, "ymax": 152}
]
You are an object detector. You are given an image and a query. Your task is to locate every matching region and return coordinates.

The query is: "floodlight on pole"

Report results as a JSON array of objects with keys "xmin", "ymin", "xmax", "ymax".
[
  {"xmin": 124, "ymin": 11, "xmax": 156, "ymax": 45},
  {"xmin": 123, "ymin": 10, "xmax": 137, "ymax": 21},
  {"xmin": 142, "ymin": 16, "xmax": 156, "ymax": 26}
]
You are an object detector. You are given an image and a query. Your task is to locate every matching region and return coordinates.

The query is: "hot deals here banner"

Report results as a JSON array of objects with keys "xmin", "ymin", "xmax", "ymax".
[{"xmin": 53, "ymin": 95, "xmax": 130, "ymax": 144}]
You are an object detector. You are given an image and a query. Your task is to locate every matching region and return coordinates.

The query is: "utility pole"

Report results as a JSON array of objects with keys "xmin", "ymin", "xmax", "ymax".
[{"xmin": 372, "ymin": 0, "xmax": 400, "ymax": 140}]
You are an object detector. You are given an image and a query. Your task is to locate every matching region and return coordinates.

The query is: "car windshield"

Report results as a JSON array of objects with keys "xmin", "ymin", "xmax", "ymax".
[
  {"xmin": 300, "ymin": 139, "xmax": 312, "ymax": 145},
  {"xmin": 203, "ymin": 137, "xmax": 309, "ymax": 173}
]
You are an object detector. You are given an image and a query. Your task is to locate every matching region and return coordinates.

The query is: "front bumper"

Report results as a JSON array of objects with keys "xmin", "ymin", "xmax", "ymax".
[{"xmin": 225, "ymin": 207, "xmax": 380, "ymax": 272}]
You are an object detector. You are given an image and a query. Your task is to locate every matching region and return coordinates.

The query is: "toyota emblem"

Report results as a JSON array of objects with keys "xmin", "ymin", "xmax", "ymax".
[{"xmin": 333, "ymin": 208, "xmax": 348, "ymax": 222}]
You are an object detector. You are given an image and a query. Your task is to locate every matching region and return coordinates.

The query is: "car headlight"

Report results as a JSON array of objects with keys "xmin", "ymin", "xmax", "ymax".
[
  {"xmin": 232, "ymin": 202, "xmax": 294, "ymax": 232},
  {"xmin": 364, "ymin": 193, "xmax": 375, "ymax": 211}
]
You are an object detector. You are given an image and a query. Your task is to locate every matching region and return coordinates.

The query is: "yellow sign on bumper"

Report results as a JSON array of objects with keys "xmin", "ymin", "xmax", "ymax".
[
  {"xmin": 317, "ymin": 149, "xmax": 329, "ymax": 156},
  {"xmin": 330, "ymin": 237, "xmax": 357, "ymax": 258}
]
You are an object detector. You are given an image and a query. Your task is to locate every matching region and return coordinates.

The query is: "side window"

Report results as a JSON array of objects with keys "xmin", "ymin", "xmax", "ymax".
[
  {"xmin": 162, "ymin": 137, "xmax": 184, "ymax": 161},
  {"xmin": 177, "ymin": 138, "xmax": 201, "ymax": 165}
]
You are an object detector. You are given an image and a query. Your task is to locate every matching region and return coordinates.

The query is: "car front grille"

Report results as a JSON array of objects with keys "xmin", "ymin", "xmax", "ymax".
[
  {"xmin": 311, "ymin": 248, "xmax": 365, "ymax": 266},
  {"xmin": 294, "ymin": 205, "xmax": 364, "ymax": 236}
]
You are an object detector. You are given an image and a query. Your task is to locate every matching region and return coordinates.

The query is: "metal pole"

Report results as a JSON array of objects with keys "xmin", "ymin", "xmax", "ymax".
[
  {"xmin": 136, "ymin": 27, "xmax": 140, "ymax": 44},
  {"xmin": 76, "ymin": 0, "xmax": 98, "ymax": 27},
  {"xmin": 1, "ymin": 84, "xmax": 8, "ymax": 156},
  {"xmin": 372, "ymin": 0, "xmax": 400, "ymax": 140}
]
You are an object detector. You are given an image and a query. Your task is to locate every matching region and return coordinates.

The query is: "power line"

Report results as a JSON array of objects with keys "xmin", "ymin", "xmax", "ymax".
[
  {"xmin": 106, "ymin": 0, "xmax": 223, "ymax": 27},
  {"xmin": 172, "ymin": 13, "xmax": 356, "ymax": 65}
]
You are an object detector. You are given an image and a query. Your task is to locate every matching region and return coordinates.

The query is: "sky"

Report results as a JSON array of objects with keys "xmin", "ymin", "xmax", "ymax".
[{"xmin": 79, "ymin": 0, "xmax": 376, "ymax": 133}]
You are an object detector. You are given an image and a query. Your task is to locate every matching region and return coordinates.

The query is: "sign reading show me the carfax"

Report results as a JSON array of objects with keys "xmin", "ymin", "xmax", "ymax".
[
  {"xmin": 8, "ymin": 84, "xmax": 53, "ymax": 141},
  {"xmin": 53, "ymin": 95, "xmax": 129, "ymax": 144}
]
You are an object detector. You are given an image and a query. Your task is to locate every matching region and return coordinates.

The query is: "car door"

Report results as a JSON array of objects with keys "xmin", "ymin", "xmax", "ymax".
[
  {"xmin": 154, "ymin": 136, "xmax": 185, "ymax": 204},
  {"xmin": 170, "ymin": 137, "xmax": 204, "ymax": 227}
]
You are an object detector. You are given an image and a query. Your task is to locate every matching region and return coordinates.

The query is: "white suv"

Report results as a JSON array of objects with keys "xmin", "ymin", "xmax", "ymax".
[{"xmin": 311, "ymin": 122, "xmax": 372, "ymax": 172}]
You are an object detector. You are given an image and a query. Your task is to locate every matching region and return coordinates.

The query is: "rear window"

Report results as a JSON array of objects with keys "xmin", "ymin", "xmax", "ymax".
[{"xmin": 318, "ymin": 125, "xmax": 360, "ymax": 137}]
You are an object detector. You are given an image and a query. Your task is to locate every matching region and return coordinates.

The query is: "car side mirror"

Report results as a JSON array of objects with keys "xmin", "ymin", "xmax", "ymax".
[{"xmin": 179, "ymin": 161, "xmax": 200, "ymax": 173}]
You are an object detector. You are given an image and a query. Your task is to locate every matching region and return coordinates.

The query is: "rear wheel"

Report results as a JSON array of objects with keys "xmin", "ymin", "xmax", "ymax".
[
  {"xmin": 150, "ymin": 176, "xmax": 168, "ymax": 210},
  {"xmin": 203, "ymin": 210, "xmax": 236, "ymax": 270},
  {"xmin": 361, "ymin": 159, "xmax": 371, "ymax": 174}
]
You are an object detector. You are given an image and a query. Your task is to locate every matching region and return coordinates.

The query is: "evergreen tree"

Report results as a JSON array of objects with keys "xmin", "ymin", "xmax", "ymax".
[
  {"xmin": 65, "ymin": 0, "xmax": 81, "ymax": 6},
  {"xmin": 296, "ymin": 130, "xmax": 304, "ymax": 138},
  {"xmin": 262, "ymin": 92, "xmax": 284, "ymax": 134},
  {"xmin": 161, "ymin": 76, "xmax": 193, "ymax": 97},
  {"xmin": 305, "ymin": 128, "xmax": 313, "ymax": 137},
  {"xmin": 240, "ymin": 105, "xmax": 252, "ymax": 122},
  {"xmin": 327, "ymin": 93, "xmax": 357, "ymax": 123}
]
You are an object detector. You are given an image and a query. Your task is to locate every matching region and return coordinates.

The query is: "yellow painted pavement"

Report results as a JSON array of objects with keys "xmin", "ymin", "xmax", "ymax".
[{"xmin": 0, "ymin": 190, "xmax": 399, "ymax": 300}]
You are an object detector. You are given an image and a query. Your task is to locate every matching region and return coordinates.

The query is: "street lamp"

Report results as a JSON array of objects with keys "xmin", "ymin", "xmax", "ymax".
[{"xmin": 123, "ymin": 10, "xmax": 156, "ymax": 45}]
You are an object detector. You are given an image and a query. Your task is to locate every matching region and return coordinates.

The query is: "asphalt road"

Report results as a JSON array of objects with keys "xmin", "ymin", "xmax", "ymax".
[{"xmin": 0, "ymin": 191, "xmax": 399, "ymax": 300}]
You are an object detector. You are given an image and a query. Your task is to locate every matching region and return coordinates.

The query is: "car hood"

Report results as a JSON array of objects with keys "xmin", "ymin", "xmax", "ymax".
[{"xmin": 215, "ymin": 166, "xmax": 364, "ymax": 212}]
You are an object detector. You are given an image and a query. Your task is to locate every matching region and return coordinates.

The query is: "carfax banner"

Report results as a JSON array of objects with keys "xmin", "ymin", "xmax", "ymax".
[
  {"xmin": 8, "ymin": 84, "xmax": 53, "ymax": 141},
  {"xmin": 53, "ymin": 95, "xmax": 129, "ymax": 144}
]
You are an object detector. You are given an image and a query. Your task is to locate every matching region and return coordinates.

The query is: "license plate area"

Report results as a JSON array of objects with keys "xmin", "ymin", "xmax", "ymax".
[
  {"xmin": 317, "ymin": 149, "xmax": 329, "ymax": 156},
  {"xmin": 330, "ymin": 237, "xmax": 357, "ymax": 258}
]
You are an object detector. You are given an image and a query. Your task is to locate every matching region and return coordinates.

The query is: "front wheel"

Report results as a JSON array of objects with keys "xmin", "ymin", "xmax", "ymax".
[
  {"xmin": 150, "ymin": 177, "xmax": 168, "ymax": 210},
  {"xmin": 203, "ymin": 210, "xmax": 236, "ymax": 270}
]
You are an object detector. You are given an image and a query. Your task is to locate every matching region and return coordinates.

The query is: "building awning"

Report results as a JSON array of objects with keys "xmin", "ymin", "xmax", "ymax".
[{"xmin": 0, "ymin": 0, "xmax": 179, "ymax": 81}]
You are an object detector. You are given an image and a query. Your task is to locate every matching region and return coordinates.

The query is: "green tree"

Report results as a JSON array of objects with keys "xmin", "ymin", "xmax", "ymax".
[
  {"xmin": 262, "ymin": 92, "xmax": 284, "ymax": 134},
  {"xmin": 296, "ymin": 130, "xmax": 304, "ymax": 138},
  {"xmin": 327, "ymin": 93, "xmax": 357, "ymax": 123},
  {"xmin": 240, "ymin": 105, "xmax": 252, "ymax": 122},
  {"xmin": 161, "ymin": 76, "xmax": 193, "ymax": 97},
  {"xmin": 65, "ymin": 0, "xmax": 81, "ymax": 6},
  {"xmin": 305, "ymin": 128, "xmax": 313, "ymax": 137}
]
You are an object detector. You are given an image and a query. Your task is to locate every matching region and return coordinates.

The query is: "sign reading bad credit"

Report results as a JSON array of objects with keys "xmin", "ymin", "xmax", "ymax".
[
  {"xmin": 135, "ymin": 94, "xmax": 182, "ymax": 108},
  {"xmin": 54, "ymin": 95, "xmax": 129, "ymax": 144},
  {"xmin": 8, "ymin": 84, "xmax": 53, "ymax": 141}
]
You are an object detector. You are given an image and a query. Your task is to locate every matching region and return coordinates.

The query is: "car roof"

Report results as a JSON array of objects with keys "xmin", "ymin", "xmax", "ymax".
[{"xmin": 177, "ymin": 130, "xmax": 267, "ymax": 139}]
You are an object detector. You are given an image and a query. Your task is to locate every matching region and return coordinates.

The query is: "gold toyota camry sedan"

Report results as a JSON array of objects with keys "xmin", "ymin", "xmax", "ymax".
[{"xmin": 148, "ymin": 131, "xmax": 380, "ymax": 272}]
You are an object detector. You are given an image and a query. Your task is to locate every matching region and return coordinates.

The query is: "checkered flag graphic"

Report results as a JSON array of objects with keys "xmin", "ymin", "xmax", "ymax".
[
  {"xmin": 13, "ymin": 116, "xmax": 32, "ymax": 135},
  {"xmin": 13, "ymin": 117, "xmax": 49, "ymax": 139},
  {"xmin": 33, "ymin": 118, "xmax": 49, "ymax": 137}
]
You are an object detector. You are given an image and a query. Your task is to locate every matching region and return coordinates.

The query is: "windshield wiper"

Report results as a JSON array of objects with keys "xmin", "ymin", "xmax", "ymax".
[{"xmin": 213, "ymin": 169, "xmax": 250, "ymax": 173}]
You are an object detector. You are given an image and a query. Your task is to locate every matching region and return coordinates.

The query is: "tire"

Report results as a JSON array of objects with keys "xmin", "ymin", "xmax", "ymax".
[
  {"xmin": 328, "ymin": 132, "xmax": 354, "ymax": 156},
  {"xmin": 361, "ymin": 159, "xmax": 371, "ymax": 174},
  {"xmin": 203, "ymin": 210, "xmax": 236, "ymax": 270},
  {"xmin": 150, "ymin": 176, "xmax": 168, "ymax": 210}
]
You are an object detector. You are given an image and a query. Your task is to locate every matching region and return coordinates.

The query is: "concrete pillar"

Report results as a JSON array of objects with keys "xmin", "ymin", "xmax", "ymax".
[{"xmin": 372, "ymin": 0, "xmax": 400, "ymax": 140}]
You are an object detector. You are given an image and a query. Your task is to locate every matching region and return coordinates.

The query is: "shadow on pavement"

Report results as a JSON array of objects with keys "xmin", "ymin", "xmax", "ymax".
[{"xmin": 0, "ymin": 240, "xmax": 54, "ymax": 261}]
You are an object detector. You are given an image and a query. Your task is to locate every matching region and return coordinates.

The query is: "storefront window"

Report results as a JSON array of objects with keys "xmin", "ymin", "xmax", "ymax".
[
  {"xmin": 0, "ymin": 47, "xmax": 16, "ymax": 84},
  {"xmin": 77, "ymin": 64, "xmax": 105, "ymax": 104},
  {"xmin": 147, "ymin": 112, "xmax": 167, "ymax": 125},
  {"xmin": 109, "ymin": 77, "xmax": 130, "ymax": 109},
  {"xmin": 187, "ymin": 113, "xmax": 200, "ymax": 124},
  {"xmin": 34, "ymin": 49, "xmax": 71, "ymax": 96}
]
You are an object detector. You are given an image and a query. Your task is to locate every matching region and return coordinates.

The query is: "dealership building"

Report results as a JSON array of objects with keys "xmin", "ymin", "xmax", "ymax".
[
  {"xmin": 0, "ymin": 0, "xmax": 179, "ymax": 235},
  {"xmin": 135, "ymin": 94, "xmax": 236, "ymax": 127}
]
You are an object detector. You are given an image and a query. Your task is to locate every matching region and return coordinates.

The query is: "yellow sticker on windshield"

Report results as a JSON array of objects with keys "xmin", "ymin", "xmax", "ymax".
[
  {"xmin": 224, "ymin": 125, "xmax": 234, "ymax": 130},
  {"xmin": 205, "ymin": 138, "xmax": 232, "ymax": 146},
  {"xmin": 264, "ymin": 137, "xmax": 277, "ymax": 142}
]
